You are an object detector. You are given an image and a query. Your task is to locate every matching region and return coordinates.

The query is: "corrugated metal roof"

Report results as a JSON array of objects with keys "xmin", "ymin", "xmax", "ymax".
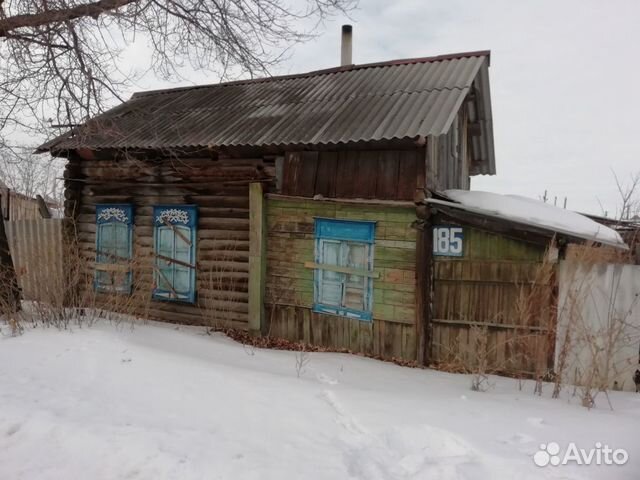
[{"xmin": 38, "ymin": 50, "xmax": 495, "ymax": 172}]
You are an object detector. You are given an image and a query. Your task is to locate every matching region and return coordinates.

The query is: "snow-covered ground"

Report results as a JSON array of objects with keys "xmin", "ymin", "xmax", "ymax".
[{"xmin": 0, "ymin": 321, "xmax": 638, "ymax": 480}]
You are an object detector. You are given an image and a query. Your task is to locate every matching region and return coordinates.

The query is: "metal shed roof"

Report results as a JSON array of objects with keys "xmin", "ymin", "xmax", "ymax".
[{"xmin": 38, "ymin": 50, "xmax": 495, "ymax": 173}]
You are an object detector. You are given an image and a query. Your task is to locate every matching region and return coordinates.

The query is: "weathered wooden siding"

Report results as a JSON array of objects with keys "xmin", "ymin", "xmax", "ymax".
[
  {"xmin": 427, "ymin": 109, "xmax": 471, "ymax": 190},
  {"xmin": 430, "ymin": 225, "xmax": 555, "ymax": 375},
  {"xmin": 1, "ymin": 189, "xmax": 51, "ymax": 220},
  {"xmin": 6, "ymin": 219, "xmax": 64, "ymax": 301},
  {"xmin": 265, "ymin": 196, "xmax": 419, "ymax": 361},
  {"xmin": 281, "ymin": 149, "xmax": 426, "ymax": 201},
  {"xmin": 69, "ymin": 154, "xmax": 275, "ymax": 328}
]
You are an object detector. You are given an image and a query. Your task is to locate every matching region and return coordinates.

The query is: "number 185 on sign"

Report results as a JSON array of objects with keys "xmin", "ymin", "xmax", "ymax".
[{"xmin": 432, "ymin": 226, "xmax": 464, "ymax": 256}]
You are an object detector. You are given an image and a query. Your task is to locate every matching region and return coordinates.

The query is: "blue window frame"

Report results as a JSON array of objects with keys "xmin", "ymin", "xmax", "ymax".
[
  {"xmin": 313, "ymin": 218, "xmax": 375, "ymax": 321},
  {"xmin": 95, "ymin": 204, "xmax": 133, "ymax": 293},
  {"xmin": 153, "ymin": 205, "xmax": 197, "ymax": 303}
]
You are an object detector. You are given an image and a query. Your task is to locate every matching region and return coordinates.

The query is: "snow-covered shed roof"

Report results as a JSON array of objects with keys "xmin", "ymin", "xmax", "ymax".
[{"xmin": 426, "ymin": 190, "xmax": 628, "ymax": 249}]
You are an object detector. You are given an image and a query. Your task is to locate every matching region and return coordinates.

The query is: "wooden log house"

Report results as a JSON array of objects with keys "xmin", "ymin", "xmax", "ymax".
[
  {"xmin": 38, "ymin": 37, "xmax": 629, "ymax": 373},
  {"xmin": 38, "ymin": 48, "xmax": 499, "ymax": 364}
]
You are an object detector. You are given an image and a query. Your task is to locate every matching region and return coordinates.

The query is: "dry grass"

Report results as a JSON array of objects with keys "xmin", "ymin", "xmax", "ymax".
[
  {"xmin": 432, "ymin": 243, "xmax": 558, "ymax": 392},
  {"xmin": 554, "ymin": 243, "xmax": 640, "ymax": 408},
  {"xmin": 0, "ymin": 221, "xmax": 153, "ymax": 333},
  {"xmin": 199, "ymin": 242, "xmax": 245, "ymax": 332}
]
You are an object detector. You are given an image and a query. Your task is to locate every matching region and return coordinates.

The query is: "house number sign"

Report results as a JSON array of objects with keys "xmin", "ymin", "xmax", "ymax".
[{"xmin": 432, "ymin": 226, "xmax": 464, "ymax": 256}]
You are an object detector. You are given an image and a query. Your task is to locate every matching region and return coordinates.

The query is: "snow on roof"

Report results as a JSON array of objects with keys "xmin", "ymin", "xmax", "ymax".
[{"xmin": 430, "ymin": 189, "xmax": 628, "ymax": 249}]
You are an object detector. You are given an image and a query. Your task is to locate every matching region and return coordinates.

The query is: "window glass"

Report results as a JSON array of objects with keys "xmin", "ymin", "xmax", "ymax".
[
  {"xmin": 152, "ymin": 206, "xmax": 197, "ymax": 303},
  {"xmin": 313, "ymin": 219, "xmax": 375, "ymax": 321},
  {"xmin": 95, "ymin": 205, "xmax": 133, "ymax": 293}
]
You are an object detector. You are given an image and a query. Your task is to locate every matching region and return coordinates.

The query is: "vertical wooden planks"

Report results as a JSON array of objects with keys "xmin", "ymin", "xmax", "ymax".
[
  {"xmin": 314, "ymin": 152, "xmax": 338, "ymax": 197},
  {"xmin": 281, "ymin": 149, "xmax": 425, "ymax": 201},
  {"xmin": 349, "ymin": 318, "xmax": 360, "ymax": 353},
  {"xmin": 5, "ymin": 219, "xmax": 64, "ymax": 302},
  {"xmin": 397, "ymin": 154, "xmax": 418, "ymax": 200},
  {"xmin": 297, "ymin": 152, "xmax": 319, "ymax": 196},
  {"xmin": 375, "ymin": 151, "xmax": 400, "ymax": 199},
  {"xmin": 302, "ymin": 308, "xmax": 311, "ymax": 344},
  {"xmin": 281, "ymin": 150, "xmax": 319, "ymax": 196},
  {"xmin": 360, "ymin": 321, "xmax": 373, "ymax": 355},
  {"xmin": 335, "ymin": 151, "xmax": 359, "ymax": 198},
  {"xmin": 356, "ymin": 152, "xmax": 379, "ymax": 199},
  {"xmin": 248, "ymin": 182, "xmax": 266, "ymax": 335},
  {"xmin": 430, "ymin": 222, "xmax": 553, "ymax": 375},
  {"xmin": 282, "ymin": 152, "xmax": 302, "ymax": 196}
]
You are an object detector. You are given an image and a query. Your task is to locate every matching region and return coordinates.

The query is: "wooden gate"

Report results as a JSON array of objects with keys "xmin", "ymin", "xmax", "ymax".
[{"xmin": 429, "ymin": 225, "xmax": 555, "ymax": 376}]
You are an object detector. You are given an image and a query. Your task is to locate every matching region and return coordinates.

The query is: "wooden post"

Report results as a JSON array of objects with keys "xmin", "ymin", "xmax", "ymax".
[
  {"xmin": 36, "ymin": 195, "xmax": 52, "ymax": 219},
  {"xmin": 0, "ymin": 193, "xmax": 21, "ymax": 312},
  {"xmin": 248, "ymin": 182, "xmax": 266, "ymax": 336},
  {"xmin": 425, "ymin": 135, "xmax": 438, "ymax": 192},
  {"xmin": 415, "ymin": 200, "xmax": 433, "ymax": 366}
]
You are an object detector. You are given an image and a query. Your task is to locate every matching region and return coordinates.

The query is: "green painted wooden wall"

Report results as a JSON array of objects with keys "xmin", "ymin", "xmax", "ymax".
[{"xmin": 265, "ymin": 197, "xmax": 419, "ymax": 361}]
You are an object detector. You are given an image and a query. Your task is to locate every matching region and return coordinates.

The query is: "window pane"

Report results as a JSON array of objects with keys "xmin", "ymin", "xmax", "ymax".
[
  {"xmin": 157, "ymin": 267, "xmax": 173, "ymax": 290},
  {"xmin": 321, "ymin": 240, "xmax": 341, "ymax": 282},
  {"xmin": 157, "ymin": 227, "xmax": 174, "ymax": 264},
  {"xmin": 174, "ymin": 226, "xmax": 191, "ymax": 263},
  {"xmin": 174, "ymin": 267, "xmax": 190, "ymax": 293},
  {"xmin": 344, "ymin": 242, "xmax": 367, "ymax": 309},
  {"xmin": 98, "ymin": 224, "xmax": 116, "ymax": 263},
  {"xmin": 95, "ymin": 206, "xmax": 133, "ymax": 292},
  {"xmin": 343, "ymin": 285, "xmax": 365, "ymax": 310},
  {"xmin": 113, "ymin": 223, "xmax": 128, "ymax": 249},
  {"xmin": 319, "ymin": 279, "xmax": 342, "ymax": 306},
  {"xmin": 116, "ymin": 247, "xmax": 129, "ymax": 261},
  {"xmin": 314, "ymin": 219, "xmax": 374, "ymax": 318},
  {"xmin": 111, "ymin": 271, "xmax": 128, "ymax": 289},
  {"xmin": 96, "ymin": 270, "xmax": 111, "ymax": 285},
  {"xmin": 345, "ymin": 242, "xmax": 367, "ymax": 284},
  {"xmin": 101, "ymin": 224, "xmax": 115, "ymax": 248},
  {"xmin": 346, "ymin": 243, "xmax": 366, "ymax": 268},
  {"xmin": 154, "ymin": 221, "xmax": 195, "ymax": 300}
]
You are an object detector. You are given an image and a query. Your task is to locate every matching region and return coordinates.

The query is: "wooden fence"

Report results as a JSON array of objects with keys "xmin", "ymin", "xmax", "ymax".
[
  {"xmin": 5, "ymin": 219, "xmax": 65, "ymax": 301},
  {"xmin": 430, "ymin": 227, "xmax": 555, "ymax": 376}
]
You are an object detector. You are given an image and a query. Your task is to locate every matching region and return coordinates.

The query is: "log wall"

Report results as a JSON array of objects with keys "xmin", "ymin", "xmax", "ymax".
[
  {"xmin": 265, "ymin": 196, "xmax": 419, "ymax": 361},
  {"xmin": 69, "ymin": 153, "xmax": 275, "ymax": 328}
]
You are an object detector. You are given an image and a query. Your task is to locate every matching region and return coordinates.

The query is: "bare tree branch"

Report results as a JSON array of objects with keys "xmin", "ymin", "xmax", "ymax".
[
  {"xmin": 0, "ymin": 0, "xmax": 355, "ymax": 179},
  {"xmin": 0, "ymin": 0, "xmax": 137, "ymax": 36},
  {"xmin": 612, "ymin": 169, "xmax": 640, "ymax": 221}
]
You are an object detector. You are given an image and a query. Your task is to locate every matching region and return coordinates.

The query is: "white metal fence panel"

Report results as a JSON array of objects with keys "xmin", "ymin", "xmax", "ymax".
[{"xmin": 557, "ymin": 261, "xmax": 640, "ymax": 392}]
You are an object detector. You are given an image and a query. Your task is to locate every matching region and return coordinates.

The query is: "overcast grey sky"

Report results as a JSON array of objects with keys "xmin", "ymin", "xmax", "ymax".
[{"xmin": 123, "ymin": 0, "xmax": 640, "ymax": 216}]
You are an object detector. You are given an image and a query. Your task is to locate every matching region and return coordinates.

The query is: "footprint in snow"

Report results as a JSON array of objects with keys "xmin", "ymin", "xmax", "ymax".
[
  {"xmin": 343, "ymin": 424, "xmax": 490, "ymax": 480},
  {"xmin": 526, "ymin": 417, "xmax": 545, "ymax": 427},
  {"xmin": 6, "ymin": 423, "xmax": 21, "ymax": 436},
  {"xmin": 316, "ymin": 373, "xmax": 338, "ymax": 385},
  {"xmin": 320, "ymin": 390, "xmax": 367, "ymax": 435},
  {"xmin": 497, "ymin": 432, "xmax": 534, "ymax": 445}
]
